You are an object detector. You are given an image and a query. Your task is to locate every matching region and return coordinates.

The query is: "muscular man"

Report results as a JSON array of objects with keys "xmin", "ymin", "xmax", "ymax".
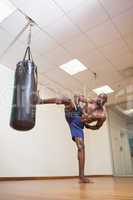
[
  {"xmin": 37, "ymin": 93, "xmax": 107, "ymax": 183},
  {"xmin": 81, "ymin": 93, "xmax": 107, "ymax": 130}
]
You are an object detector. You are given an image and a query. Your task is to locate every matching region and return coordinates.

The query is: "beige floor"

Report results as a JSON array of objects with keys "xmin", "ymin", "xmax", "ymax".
[{"xmin": 0, "ymin": 177, "xmax": 133, "ymax": 200}]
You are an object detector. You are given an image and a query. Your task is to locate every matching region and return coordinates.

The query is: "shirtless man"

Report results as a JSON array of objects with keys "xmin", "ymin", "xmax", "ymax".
[
  {"xmin": 37, "ymin": 93, "xmax": 107, "ymax": 183},
  {"xmin": 81, "ymin": 93, "xmax": 107, "ymax": 129}
]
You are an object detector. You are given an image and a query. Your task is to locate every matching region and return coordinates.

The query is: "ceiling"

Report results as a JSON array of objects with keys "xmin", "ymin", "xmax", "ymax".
[{"xmin": 0, "ymin": 0, "xmax": 133, "ymax": 102}]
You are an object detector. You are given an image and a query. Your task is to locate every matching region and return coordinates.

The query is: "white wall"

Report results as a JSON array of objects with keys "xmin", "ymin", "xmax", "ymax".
[
  {"xmin": 0, "ymin": 64, "xmax": 113, "ymax": 177},
  {"xmin": 107, "ymin": 108, "xmax": 133, "ymax": 175},
  {"xmin": 85, "ymin": 122, "xmax": 113, "ymax": 175}
]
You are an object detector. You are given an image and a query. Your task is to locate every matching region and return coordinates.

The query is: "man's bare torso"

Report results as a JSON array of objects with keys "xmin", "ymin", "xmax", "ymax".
[
  {"xmin": 81, "ymin": 100, "xmax": 106, "ymax": 123},
  {"xmin": 64, "ymin": 99, "xmax": 106, "ymax": 125}
]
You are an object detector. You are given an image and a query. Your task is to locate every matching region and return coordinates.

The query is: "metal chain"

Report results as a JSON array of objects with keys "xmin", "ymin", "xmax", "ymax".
[
  {"xmin": 27, "ymin": 24, "xmax": 31, "ymax": 47},
  {"xmin": 27, "ymin": 19, "xmax": 34, "ymax": 47}
]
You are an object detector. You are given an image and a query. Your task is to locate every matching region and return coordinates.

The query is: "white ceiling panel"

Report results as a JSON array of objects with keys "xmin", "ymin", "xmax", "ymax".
[
  {"xmin": 124, "ymin": 33, "xmax": 133, "ymax": 51},
  {"xmin": 93, "ymin": 66, "xmax": 123, "ymax": 84},
  {"xmin": 68, "ymin": 0, "xmax": 109, "ymax": 32},
  {"xmin": 44, "ymin": 46, "xmax": 73, "ymax": 67},
  {"xmin": 44, "ymin": 16, "xmax": 81, "ymax": 44},
  {"xmin": 0, "ymin": 41, "xmax": 26, "ymax": 70},
  {"xmin": 113, "ymin": 8, "xmax": 133, "ymax": 36},
  {"xmin": 1, "ymin": 10, "xmax": 26, "ymax": 37},
  {"xmin": 87, "ymin": 21, "xmax": 120, "ymax": 47},
  {"xmin": 38, "ymin": 78, "xmax": 71, "ymax": 98},
  {"xmin": 63, "ymin": 34, "xmax": 96, "ymax": 57},
  {"xmin": 79, "ymin": 49, "xmax": 109, "ymax": 70},
  {"xmin": 90, "ymin": 58, "xmax": 116, "ymax": 72},
  {"xmin": 45, "ymin": 68, "xmax": 74, "ymax": 83},
  {"xmin": 38, "ymin": 74, "xmax": 67, "ymax": 97},
  {"xmin": 54, "ymin": 0, "xmax": 84, "ymax": 12},
  {"xmin": 0, "ymin": 26, "xmax": 14, "ymax": 56},
  {"xmin": 30, "ymin": 28, "xmax": 59, "ymax": 55},
  {"xmin": 46, "ymin": 68, "xmax": 82, "ymax": 91},
  {"xmin": 76, "ymin": 59, "xmax": 120, "ymax": 92},
  {"xmin": 9, "ymin": 0, "xmax": 25, "ymax": 8},
  {"xmin": 38, "ymin": 75, "xmax": 57, "ymax": 87},
  {"xmin": 99, "ymin": 38, "xmax": 129, "ymax": 60},
  {"xmin": 73, "ymin": 70, "xmax": 101, "ymax": 91},
  {"xmin": 74, "ymin": 70, "xmax": 94, "ymax": 83},
  {"xmin": 5, "ymin": 20, "xmax": 41, "ymax": 45},
  {"xmin": 109, "ymin": 52, "xmax": 133, "ymax": 70},
  {"xmin": 15, "ymin": 0, "xmax": 64, "ymax": 27},
  {"xmin": 15, "ymin": 25, "xmax": 60, "ymax": 55},
  {"xmin": 99, "ymin": 0, "xmax": 133, "ymax": 17},
  {"xmin": 35, "ymin": 54, "xmax": 55, "ymax": 73},
  {"xmin": 64, "ymin": 80, "xmax": 83, "ymax": 93}
]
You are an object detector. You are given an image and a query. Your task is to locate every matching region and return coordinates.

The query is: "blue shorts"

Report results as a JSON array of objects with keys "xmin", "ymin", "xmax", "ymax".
[
  {"xmin": 69, "ymin": 123, "xmax": 84, "ymax": 141},
  {"xmin": 65, "ymin": 111, "xmax": 84, "ymax": 141}
]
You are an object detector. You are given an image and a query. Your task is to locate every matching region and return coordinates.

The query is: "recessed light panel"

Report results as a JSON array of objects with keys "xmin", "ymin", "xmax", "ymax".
[
  {"xmin": 93, "ymin": 85, "xmax": 114, "ymax": 95},
  {"xmin": 59, "ymin": 59, "xmax": 87, "ymax": 75}
]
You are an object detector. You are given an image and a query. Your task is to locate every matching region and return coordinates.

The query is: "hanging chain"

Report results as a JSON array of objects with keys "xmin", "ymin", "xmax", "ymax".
[
  {"xmin": 27, "ymin": 24, "xmax": 31, "ymax": 47},
  {"xmin": 27, "ymin": 18, "xmax": 34, "ymax": 47}
]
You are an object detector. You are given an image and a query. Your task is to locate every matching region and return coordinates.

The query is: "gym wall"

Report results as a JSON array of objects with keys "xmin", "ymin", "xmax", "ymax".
[{"xmin": 0, "ymin": 64, "xmax": 113, "ymax": 177}]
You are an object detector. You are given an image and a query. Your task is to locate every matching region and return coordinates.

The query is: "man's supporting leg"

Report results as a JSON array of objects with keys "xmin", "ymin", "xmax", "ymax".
[{"xmin": 75, "ymin": 137, "xmax": 91, "ymax": 183}]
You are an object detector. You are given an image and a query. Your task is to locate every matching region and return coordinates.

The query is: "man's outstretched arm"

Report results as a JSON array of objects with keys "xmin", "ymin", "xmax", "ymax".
[
  {"xmin": 84, "ymin": 117, "xmax": 106, "ymax": 130},
  {"xmin": 38, "ymin": 97, "xmax": 71, "ymax": 105}
]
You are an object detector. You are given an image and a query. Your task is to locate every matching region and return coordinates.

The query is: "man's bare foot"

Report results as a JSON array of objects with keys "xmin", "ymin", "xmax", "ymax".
[{"xmin": 79, "ymin": 176, "xmax": 93, "ymax": 184}]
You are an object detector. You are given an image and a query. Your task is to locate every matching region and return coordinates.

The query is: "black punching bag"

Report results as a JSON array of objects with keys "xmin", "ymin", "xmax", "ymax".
[{"xmin": 10, "ymin": 46, "xmax": 38, "ymax": 131}]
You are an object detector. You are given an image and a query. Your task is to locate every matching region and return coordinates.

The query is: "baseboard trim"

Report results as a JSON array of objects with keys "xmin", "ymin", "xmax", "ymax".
[{"xmin": 0, "ymin": 175, "xmax": 113, "ymax": 181}]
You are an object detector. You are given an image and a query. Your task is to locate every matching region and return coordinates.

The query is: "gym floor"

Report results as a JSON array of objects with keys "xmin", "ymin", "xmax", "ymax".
[{"xmin": 0, "ymin": 177, "xmax": 133, "ymax": 200}]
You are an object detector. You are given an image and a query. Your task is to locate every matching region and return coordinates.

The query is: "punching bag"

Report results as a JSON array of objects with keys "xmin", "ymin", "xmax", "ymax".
[{"xmin": 10, "ymin": 46, "xmax": 38, "ymax": 131}]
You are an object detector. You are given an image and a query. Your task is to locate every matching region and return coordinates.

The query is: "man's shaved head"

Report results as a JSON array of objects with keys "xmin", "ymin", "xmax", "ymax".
[
  {"xmin": 98, "ymin": 93, "xmax": 107, "ymax": 102},
  {"xmin": 96, "ymin": 93, "xmax": 108, "ymax": 106}
]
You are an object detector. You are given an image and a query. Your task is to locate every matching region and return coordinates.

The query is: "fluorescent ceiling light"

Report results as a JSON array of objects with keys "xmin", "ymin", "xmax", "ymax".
[
  {"xmin": 123, "ymin": 109, "xmax": 133, "ymax": 115},
  {"xmin": 59, "ymin": 59, "xmax": 87, "ymax": 75},
  {"xmin": 0, "ymin": 0, "xmax": 16, "ymax": 23},
  {"xmin": 93, "ymin": 85, "xmax": 114, "ymax": 95}
]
